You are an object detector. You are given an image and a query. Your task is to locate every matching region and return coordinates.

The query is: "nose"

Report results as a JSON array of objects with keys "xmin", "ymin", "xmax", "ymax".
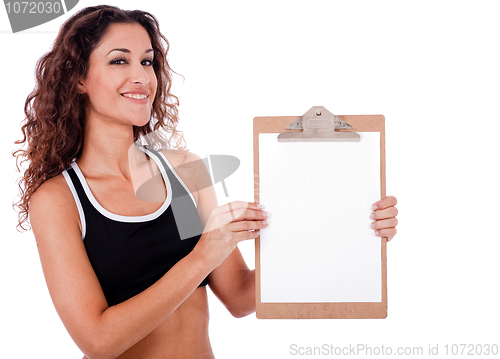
[{"xmin": 129, "ymin": 62, "xmax": 150, "ymax": 85}]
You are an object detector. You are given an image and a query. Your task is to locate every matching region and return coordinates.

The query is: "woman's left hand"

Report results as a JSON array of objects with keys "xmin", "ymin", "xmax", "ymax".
[{"xmin": 370, "ymin": 196, "xmax": 398, "ymax": 241}]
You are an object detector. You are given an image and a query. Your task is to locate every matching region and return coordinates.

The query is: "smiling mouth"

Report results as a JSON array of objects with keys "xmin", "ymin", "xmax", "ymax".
[{"xmin": 122, "ymin": 93, "xmax": 149, "ymax": 100}]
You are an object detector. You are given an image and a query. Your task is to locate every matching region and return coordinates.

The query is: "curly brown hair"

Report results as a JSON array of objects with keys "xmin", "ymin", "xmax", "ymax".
[{"xmin": 14, "ymin": 5, "xmax": 185, "ymax": 231}]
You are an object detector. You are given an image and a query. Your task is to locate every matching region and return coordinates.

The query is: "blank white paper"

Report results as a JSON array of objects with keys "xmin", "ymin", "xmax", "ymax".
[{"xmin": 259, "ymin": 133, "xmax": 382, "ymax": 303}]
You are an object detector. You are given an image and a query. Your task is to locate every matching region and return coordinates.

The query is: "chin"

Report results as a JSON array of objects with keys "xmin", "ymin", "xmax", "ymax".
[
  {"xmin": 129, "ymin": 113, "xmax": 152, "ymax": 128},
  {"xmin": 133, "ymin": 119, "xmax": 151, "ymax": 129}
]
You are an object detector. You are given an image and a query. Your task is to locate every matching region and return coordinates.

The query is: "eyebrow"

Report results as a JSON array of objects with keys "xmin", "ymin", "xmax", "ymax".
[{"xmin": 107, "ymin": 48, "xmax": 154, "ymax": 55}]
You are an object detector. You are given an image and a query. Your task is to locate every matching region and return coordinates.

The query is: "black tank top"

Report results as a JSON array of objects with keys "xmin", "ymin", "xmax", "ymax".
[{"xmin": 62, "ymin": 147, "xmax": 209, "ymax": 306}]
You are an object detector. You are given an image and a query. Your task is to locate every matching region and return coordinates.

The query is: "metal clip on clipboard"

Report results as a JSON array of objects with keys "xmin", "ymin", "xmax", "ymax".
[{"xmin": 278, "ymin": 106, "xmax": 361, "ymax": 142}]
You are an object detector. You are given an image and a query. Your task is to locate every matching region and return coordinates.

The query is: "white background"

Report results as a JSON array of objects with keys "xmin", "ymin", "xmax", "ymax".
[{"xmin": 1, "ymin": 1, "xmax": 499, "ymax": 358}]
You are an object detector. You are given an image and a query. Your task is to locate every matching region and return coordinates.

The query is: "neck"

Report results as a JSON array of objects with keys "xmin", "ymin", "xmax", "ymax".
[{"xmin": 78, "ymin": 117, "xmax": 138, "ymax": 179}]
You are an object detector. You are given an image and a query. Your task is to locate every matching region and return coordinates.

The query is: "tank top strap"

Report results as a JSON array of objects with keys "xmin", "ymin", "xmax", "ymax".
[
  {"xmin": 140, "ymin": 147, "xmax": 202, "ymax": 240},
  {"xmin": 139, "ymin": 147, "xmax": 197, "ymax": 208},
  {"xmin": 62, "ymin": 164, "xmax": 89, "ymax": 239}
]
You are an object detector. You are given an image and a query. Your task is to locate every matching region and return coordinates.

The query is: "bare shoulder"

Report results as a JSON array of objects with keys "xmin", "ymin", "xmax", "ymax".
[
  {"xmin": 30, "ymin": 173, "xmax": 81, "ymax": 240},
  {"xmin": 160, "ymin": 149, "xmax": 202, "ymax": 169},
  {"xmin": 160, "ymin": 149, "xmax": 215, "ymax": 214},
  {"xmin": 160, "ymin": 149, "xmax": 211, "ymax": 188},
  {"xmin": 31, "ymin": 174, "xmax": 72, "ymax": 206},
  {"xmin": 30, "ymin": 174, "xmax": 75, "ymax": 213}
]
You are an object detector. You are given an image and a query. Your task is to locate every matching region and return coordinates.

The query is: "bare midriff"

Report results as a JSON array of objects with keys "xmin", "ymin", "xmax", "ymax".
[{"xmin": 82, "ymin": 287, "xmax": 214, "ymax": 359}]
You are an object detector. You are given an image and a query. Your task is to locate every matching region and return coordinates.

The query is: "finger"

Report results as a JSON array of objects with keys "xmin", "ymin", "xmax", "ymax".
[
  {"xmin": 218, "ymin": 201, "xmax": 250, "ymax": 215},
  {"xmin": 229, "ymin": 208, "xmax": 268, "ymax": 223},
  {"xmin": 216, "ymin": 201, "xmax": 250, "ymax": 224},
  {"xmin": 209, "ymin": 207, "xmax": 268, "ymax": 232},
  {"xmin": 372, "ymin": 196, "xmax": 397, "ymax": 211},
  {"xmin": 371, "ymin": 218, "xmax": 398, "ymax": 231},
  {"xmin": 228, "ymin": 202, "xmax": 236, "ymax": 221},
  {"xmin": 220, "ymin": 201, "xmax": 262, "ymax": 214},
  {"xmin": 371, "ymin": 206, "xmax": 398, "ymax": 220},
  {"xmin": 374, "ymin": 228, "xmax": 397, "ymax": 241},
  {"xmin": 219, "ymin": 201, "xmax": 263, "ymax": 221},
  {"xmin": 233, "ymin": 229, "xmax": 261, "ymax": 243},
  {"xmin": 227, "ymin": 218, "xmax": 268, "ymax": 232}
]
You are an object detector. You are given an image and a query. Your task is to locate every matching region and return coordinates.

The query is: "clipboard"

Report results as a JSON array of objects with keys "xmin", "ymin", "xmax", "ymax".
[{"xmin": 253, "ymin": 106, "xmax": 387, "ymax": 319}]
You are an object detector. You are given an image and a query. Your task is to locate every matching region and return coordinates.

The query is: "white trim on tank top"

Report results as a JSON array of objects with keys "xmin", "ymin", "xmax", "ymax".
[
  {"xmin": 138, "ymin": 147, "xmax": 197, "ymax": 209},
  {"xmin": 62, "ymin": 169, "xmax": 87, "ymax": 239},
  {"xmin": 70, "ymin": 155, "xmax": 173, "ymax": 223}
]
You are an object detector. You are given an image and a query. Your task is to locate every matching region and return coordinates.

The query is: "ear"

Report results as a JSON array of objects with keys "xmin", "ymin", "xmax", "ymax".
[{"xmin": 76, "ymin": 79, "xmax": 86, "ymax": 94}]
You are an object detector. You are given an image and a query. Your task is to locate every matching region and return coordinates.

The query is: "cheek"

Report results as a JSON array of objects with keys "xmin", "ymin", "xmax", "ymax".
[
  {"xmin": 150, "ymin": 73, "xmax": 158, "ymax": 94},
  {"xmin": 149, "ymin": 78, "xmax": 159, "ymax": 103},
  {"xmin": 87, "ymin": 86, "xmax": 111, "ymax": 111},
  {"xmin": 147, "ymin": 67, "xmax": 157, "ymax": 86},
  {"xmin": 85, "ymin": 73, "xmax": 109, "ymax": 99}
]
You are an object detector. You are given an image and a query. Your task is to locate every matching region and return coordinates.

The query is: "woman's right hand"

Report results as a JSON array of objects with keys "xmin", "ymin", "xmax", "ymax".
[{"xmin": 194, "ymin": 201, "xmax": 268, "ymax": 270}]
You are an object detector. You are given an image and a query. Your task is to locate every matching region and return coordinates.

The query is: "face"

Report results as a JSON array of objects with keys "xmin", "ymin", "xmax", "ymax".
[{"xmin": 79, "ymin": 23, "xmax": 157, "ymax": 129}]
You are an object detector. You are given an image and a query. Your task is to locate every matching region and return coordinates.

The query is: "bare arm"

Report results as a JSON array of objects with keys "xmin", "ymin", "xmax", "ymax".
[
  {"xmin": 31, "ymin": 176, "xmax": 213, "ymax": 359},
  {"xmin": 186, "ymin": 153, "xmax": 266, "ymax": 318},
  {"xmin": 31, "ymin": 171, "xmax": 263, "ymax": 359}
]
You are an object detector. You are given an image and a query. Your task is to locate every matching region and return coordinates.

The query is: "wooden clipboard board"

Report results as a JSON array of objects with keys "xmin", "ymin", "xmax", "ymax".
[{"xmin": 253, "ymin": 107, "xmax": 387, "ymax": 319}]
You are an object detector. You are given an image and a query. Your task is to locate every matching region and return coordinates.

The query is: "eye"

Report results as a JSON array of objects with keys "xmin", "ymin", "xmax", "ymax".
[
  {"xmin": 110, "ymin": 58, "xmax": 127, "ymax": 65},
  {"xmin": 142, "ymin": 59, "xmax": 154, "ymax": 66}
]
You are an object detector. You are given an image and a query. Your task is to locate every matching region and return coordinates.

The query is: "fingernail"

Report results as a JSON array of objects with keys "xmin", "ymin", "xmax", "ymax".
[
  {"xmin": 262, "ymin": 219, "xmax": 268, "ymax": 225},
  {"xmin": 370, "ymin": 222, "xmax": 375, "ymax": 229},
  {"xmin": 256, "ymin": 203, "xmax": 263, "ymax": 209},
  {"xmin": 262, "ymin": 211, "xmax": 268, "ymax": 217},
  {"xmin": 372, "ymin": 205, "xmax": 378, "ymax": 211},
  {"xmin": 373, "ymin": 230, "xmax": 380, "ymax": 236},
  {"xmin": 370, "ymin": 213, "xmax": 375, "ymax": 219}
]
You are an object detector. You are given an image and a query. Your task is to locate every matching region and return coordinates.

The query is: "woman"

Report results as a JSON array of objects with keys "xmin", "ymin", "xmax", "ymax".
[{"xmin": 14, "ymin": 5, "xmax": 398, "ymax": 359}]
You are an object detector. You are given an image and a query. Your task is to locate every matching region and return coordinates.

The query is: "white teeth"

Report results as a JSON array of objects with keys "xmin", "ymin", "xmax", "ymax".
[{"xmin": 123, "ymin": 93, "xmax": 148, "ymax": 100}]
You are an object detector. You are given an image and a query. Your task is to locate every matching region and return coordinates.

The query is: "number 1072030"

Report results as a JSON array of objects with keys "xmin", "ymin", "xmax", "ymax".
[
  {"xmin": 5, "ymin": 2, "xmax": 62, "ymax": 14},
  {"xmin": 444, "ymin": 344, "xmax": 498, "ymax": 356}
]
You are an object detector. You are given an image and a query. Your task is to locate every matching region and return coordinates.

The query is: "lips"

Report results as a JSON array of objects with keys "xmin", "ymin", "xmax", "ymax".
[
  {"xmin": 122, "ymin": 93, "xmax": 148, "ymax": 100},
  {"xmin": 121, "ymin": 91, "xmax": 150, "ymax": 104}
]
